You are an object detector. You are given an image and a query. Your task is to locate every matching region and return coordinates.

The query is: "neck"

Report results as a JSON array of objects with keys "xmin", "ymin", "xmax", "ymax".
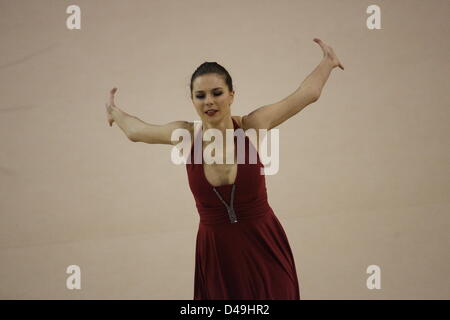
[{"xmin": 202, "ymin": 117, "xmax": 234, "ymax": 135}]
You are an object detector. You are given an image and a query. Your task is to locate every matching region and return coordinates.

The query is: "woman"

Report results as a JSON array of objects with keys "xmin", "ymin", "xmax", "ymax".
[{"xmin": 105, "ymin": 38, "xmax": 344, "ymax": 299}]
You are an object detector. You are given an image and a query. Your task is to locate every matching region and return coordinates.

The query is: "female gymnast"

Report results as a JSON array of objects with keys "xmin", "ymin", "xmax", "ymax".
[{"xmin": 105, "ymin": 38, "xmax": 343, "ymax": 300}]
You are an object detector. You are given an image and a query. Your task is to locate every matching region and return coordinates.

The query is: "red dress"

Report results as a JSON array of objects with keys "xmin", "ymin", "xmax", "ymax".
[{"xmin": 186, "ymin": 118, "xmax": 300, "ymax": 300}]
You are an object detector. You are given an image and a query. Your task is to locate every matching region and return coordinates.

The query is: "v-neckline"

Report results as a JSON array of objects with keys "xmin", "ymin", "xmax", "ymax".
[{"xmin": 200, "ymin": 118, "xmax": 240, "ymax": 188}]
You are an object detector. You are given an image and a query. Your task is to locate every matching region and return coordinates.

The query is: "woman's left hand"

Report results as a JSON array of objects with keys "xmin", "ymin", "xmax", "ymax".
[{"xmin": 313, "ymin": 38, "xmax": 344, "ymax": 70}]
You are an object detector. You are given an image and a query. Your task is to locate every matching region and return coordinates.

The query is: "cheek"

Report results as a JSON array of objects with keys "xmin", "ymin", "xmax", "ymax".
[
  {"xmin": 219, "ymin": 96, "xmax": 230, "ymax": 105},
  {"xmin": 197, "ymin": 106, "xmax": 206, "ymax": 116}
]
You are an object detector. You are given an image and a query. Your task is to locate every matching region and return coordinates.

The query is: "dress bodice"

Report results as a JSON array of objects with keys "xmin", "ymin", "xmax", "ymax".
[{"xmin": 185, "ymin": 118, "xmax": 271, "ymax": 225}]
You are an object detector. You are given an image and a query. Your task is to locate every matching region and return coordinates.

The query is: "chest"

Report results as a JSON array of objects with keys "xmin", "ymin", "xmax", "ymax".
[
  {"xmin": 203, "ymin": 162, "xmax": 237, "ymax": 187},
  {"xmin": 202, "ymin": 142, "xmax": 238, "ymax": 187}
]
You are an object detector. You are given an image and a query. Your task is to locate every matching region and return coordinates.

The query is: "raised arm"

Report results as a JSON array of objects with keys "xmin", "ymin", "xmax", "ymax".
[
  {"xmin": 242, "ymin": 38, "xmax": 344, "ymax": 131},
  {"xmin": 105, "ymin": 87, "xmax": 192, "ymax": 145}
]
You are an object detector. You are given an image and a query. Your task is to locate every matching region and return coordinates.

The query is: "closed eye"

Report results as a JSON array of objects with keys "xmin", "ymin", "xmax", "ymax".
[{"xmin": 196, "ymin": 92, "xmax": 222, "ymax": 99}]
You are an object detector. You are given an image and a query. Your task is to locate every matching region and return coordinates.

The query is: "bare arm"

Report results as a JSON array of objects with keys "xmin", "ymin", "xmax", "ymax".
[
  {"xmin": 105, "ymin": 88, "xmax": 192, "ymax": 145},
  {"xmin": 242, "ymin": 38, "xmax": 344, "ymax": 131},
  {"xmin": 129, "ymin": 119, "xmax": 192, "ymax": 145}
]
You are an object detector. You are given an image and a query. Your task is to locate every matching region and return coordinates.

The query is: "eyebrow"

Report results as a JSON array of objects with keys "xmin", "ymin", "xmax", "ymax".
[{"xmin": 194, "ymin": 87, "xmax": 223, "ymax": 93}]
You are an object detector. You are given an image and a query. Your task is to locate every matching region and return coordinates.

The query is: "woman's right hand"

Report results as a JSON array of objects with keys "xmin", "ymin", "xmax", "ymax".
[{"xmin": 105, "ymin": 87, "xmax": 118, "ymax": 127}]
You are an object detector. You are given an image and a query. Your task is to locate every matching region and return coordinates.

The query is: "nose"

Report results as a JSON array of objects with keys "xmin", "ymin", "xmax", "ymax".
[{"xmin": 205, "ymin": 93, "xmax": 214, "ymax": 105}]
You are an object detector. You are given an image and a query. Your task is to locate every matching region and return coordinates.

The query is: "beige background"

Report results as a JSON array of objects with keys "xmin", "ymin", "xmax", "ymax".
[{"xmin": 0, "ymin": 0, "xmax": 448, "ymax": 299}]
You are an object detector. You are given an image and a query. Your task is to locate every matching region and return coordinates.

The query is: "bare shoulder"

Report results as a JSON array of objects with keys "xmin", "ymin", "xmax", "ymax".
[
  {"xmin": 232, "ymin": 115, "xmax": 244, "ymax": 129},
  {"xmin": 234, "ymin": 114, "xmax": 263, "ymax": 130},
  {"xmin": 180, "ymin": 120, "xmax": 194, "ymax": 133},
  {"xmin": 232, "ymin": 115, "xmax": 260, "ymax": 131},
  {"xmin": 232, "ymin": 115, "xmax": 267, "ymax": 153}
]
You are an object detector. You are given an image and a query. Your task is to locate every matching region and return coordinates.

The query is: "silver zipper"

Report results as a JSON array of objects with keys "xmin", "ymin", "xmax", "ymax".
[{"xmin": 212, "ymin": 184, "xmax": 237, "ymax": 223}]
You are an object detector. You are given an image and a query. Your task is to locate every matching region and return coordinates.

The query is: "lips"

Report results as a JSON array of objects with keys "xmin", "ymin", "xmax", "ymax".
[{"xmin": 205, "ymin": 109, "xmax": 219, "ymax": 116}]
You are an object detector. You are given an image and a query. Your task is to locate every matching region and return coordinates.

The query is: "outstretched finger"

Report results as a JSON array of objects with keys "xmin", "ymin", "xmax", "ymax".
[
  {"xmin": 105, "ymin": 103, "xmax": 111, "ymax": 126},
  {"xmin": 313, "ymin": 38, "xmax": 325, "ymax": 46},
  {"xmin": 313, "ymin": 38, "xmax": 327, "ymax": 55},
  {"xmin": 109, "ymin": 87, "xmax": 117, "ymax": 105}
]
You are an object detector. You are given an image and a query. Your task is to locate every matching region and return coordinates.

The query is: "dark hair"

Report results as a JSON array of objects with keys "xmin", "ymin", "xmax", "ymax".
[{"xmin": 190, "ymin": 62, "xmax": 233, "ymax": 99}]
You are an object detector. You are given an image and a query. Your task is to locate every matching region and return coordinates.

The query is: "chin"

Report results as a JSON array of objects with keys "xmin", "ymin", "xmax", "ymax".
[
  {"xmin": 203, "ymin": 113, "xmax": 221, "ymax": 122},
  {"xmin": 204, "ymin": 117, "xmax": 219, "ymax": 123}
]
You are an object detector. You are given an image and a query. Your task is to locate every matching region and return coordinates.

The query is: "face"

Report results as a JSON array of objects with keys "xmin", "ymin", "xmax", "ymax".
[{"xmin": 191, "ymin": 73, "xmax": 234, "ymax": 124}]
